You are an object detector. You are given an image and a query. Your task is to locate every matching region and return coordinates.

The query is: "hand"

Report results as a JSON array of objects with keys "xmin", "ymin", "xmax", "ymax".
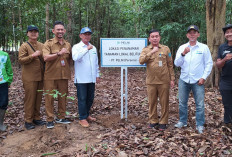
[
  {"xmin": 183, "ymin": 47, "xmax": 190, "ymax": 55},
  {"xmin": 96, "ymin": 77, "xmax": 100, "ymax": 83},
  {"xmin": 59, "ymin": 48, "xmax": 69, "ymax": 55},
  {"xmin": 223, "ymin": 53, "xmax": 232, "ymax": 62},
  {"xmin": 170, "ymin": 80, "xmax": 175, "ymax": 88},
  {"xmin": 151, "ymin": 46, "xmax": 159, "ymax": 54},
  {"xmin": 198, "ymin": 78, "xmax": 205, "ymax": 85},
  {"xmin": 32, "ymin": 50, "xmax": 41, "ymax": 57},
  {"xmin": 87, "ymin": 44, "xmax": 93, "ymax": 50}
]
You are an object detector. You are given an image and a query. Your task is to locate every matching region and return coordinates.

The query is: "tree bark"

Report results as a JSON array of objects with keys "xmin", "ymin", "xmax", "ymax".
[
  {"xmin": 45, "ymin": 3, "xmax": 50, "ymax": 41},
  {"xmin": 205, "ymin": 0, "xmax": 226, "ymax": 88},
  {"xmin": 66, "ymin": 0, "xmax": 73, "ymax": 44}
]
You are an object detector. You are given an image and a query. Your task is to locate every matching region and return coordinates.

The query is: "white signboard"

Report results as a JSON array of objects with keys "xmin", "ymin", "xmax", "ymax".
[{"xmin": 100, "ymin": 38, "xmax": 147, "ymax": 67}]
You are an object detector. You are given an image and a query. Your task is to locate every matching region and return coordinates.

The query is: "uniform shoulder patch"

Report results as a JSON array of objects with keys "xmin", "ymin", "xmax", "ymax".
[{"xmin": 168, "ymin": 52, "xmax": 172, "ymax": 57}]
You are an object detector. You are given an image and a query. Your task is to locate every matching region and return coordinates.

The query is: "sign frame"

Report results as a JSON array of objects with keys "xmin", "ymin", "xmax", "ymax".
[{"xmin": 100, "ymin": 38, "xmax": 147, "ymax": 67}]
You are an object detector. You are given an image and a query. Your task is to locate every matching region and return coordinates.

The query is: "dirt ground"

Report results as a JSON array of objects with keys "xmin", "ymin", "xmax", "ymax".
[{"xmin": 0, "ymin": 67, "xmax": 231, "ymax": 157}]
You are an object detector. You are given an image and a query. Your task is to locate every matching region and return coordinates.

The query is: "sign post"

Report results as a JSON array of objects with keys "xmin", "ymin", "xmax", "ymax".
[{"xmin": 101, "ymin": 38, "xmax": 147, "ymax": 119}]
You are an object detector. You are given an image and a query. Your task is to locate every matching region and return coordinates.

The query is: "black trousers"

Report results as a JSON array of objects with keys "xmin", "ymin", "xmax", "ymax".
[
  {"xmin": 0, "ymin": 83, "xmax": 8, "ymax": 110},
  {"xmin": 220, "ymin": 90, "xmax": 232, "ymax": 124}
]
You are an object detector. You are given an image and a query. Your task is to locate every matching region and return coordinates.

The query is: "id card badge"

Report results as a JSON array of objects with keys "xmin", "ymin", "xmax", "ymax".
[
  {"xmin": 61, "ymin": 59, "xmax": 65, "ymax": 66},
  {"xmin": 158, "ymin": 61, "xmax": 162, "ymax": 67}
]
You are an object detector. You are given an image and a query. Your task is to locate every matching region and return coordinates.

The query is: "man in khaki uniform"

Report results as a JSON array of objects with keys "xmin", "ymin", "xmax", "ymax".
[
  {"xmin": 139, "ymin": 29, "xmax": 175, "ymax": 130},
  {"xmin": 43, "ymin": 21, "xmax": 71, "ymax": 129},
  {"xmin": 19, "ymin": 25, "xmax": 46, "ymax": 130}
]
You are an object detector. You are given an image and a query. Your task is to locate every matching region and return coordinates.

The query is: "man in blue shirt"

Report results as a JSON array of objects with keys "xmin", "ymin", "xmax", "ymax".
[
  {"xmin": 174, "ymin": 25, "xmax": 213, "ymax": 133},
  {"xmin": 216, "ymin": 24, "xmax": 232, "ymax": 127}
]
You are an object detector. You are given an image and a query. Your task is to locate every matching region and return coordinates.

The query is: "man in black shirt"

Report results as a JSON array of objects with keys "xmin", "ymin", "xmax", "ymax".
[{"xmin": 216, "ymin": 24, "xmax": 232, "ymax": 127}]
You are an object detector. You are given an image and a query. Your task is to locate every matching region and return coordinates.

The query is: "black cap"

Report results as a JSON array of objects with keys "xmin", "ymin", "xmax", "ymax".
[
  {"xmin": 27, "ymin": 25, "xmax": 39, "ymax": 32},
  {"xmin": 187, "ymin": 25, "xmax": 199, "ymax": 32},
  {"xmin": 222, "ymin": 24, "xmax": 232, "ymax": 34}
]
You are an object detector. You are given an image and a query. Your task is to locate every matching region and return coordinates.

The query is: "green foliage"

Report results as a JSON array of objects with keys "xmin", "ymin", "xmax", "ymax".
[
  {"xmin": 38, "ymin": 89, "xmax": 75, "ymax": 100},
  {"xmin": 0, "ymin": 0, "xmax": 231, "ymax": 56}
]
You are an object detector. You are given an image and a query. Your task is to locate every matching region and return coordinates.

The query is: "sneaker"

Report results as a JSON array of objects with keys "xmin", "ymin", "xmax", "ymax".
[
  {"xmin": 25, "ymin": 122, "xmax": 35, "ymax": 130},
  {"xmin": 159, "ymin": 124, "xmax": 167, "ymax": 131},
  {"xmin": 46, "ymin": 121, "xmax": 54, "ymax": 129},
  {"xmin": 196, "ymin": 125, "xmax": 204, "ymax": 134},
  {"xmin": 33, "ymin": 120, "xmax": 46, "ymax": 126},
  {"xmin": 55, "ymin": 118, "xmax": 71, "ymax": 124},
  {"xmin": 174, "ymin": 121, "xmax": 187, "ymax": 128},
  {"xmin": 148, "ymin": 123, "xmax": 159, "ymax": 128}
]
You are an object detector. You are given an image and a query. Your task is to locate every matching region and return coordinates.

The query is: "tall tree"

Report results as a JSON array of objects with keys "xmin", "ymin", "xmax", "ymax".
[
  {"xmin": 45, "ymin": 3, "xmax": 50, "ymax": 41},
  {"xmin": 206, "ymin": 0, "xmax": 226, "ymax": 87},
  {"xmin": 66, "ymin": 0, "xmax": 73, "ymax": 44}
]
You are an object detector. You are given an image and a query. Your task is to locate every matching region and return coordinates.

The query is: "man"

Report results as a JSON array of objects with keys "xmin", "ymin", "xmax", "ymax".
[
  {"xmin": 0, "ymin": 50, "xmax": 13, "ymax": 131},
  {"xmin": 174, "ymin": 25, "xmax": 213, "ymax": 134},
  {"xmin": 72, "ymin": 27, "xmax": 100, "ymax": 127},
  {"xmin": 43, "ymin": 21, "xmax": 72, "ymax": 129},
  {"xmin": 139, "ymin": 29, "xmax": 175, "ymax": 130},
  {"xmin": 19, "ymin": 25, "xmax": 46, "ymax": 130},
  {"xmin": 216, "ymin": 24, "xmax": 232, "ymax": 127}
]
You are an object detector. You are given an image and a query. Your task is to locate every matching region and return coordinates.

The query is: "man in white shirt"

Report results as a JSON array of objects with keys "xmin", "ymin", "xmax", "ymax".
[
  {"xmin": 72, "ymin": 27, "xmax": 100, "ymax": 127},
  {"xmin": 174, "ymin": 25, "xmax": 213, "ymax": 134}
]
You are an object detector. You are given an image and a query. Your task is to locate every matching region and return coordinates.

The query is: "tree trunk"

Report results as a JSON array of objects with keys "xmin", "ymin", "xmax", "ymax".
[
  {"xmin": 18, "ymin": 6, "xmax": 23, "ymax": 46},
  {"xmin": 205, "ymin": 0, "xmax": 226, "ymax": 88},
  {"xmin": 132, "ymin": 0, "xmax": 139, "ymax": 37},
  {"xmin": 45, "ymin": 3, "xmax": 50, "ymax": 41},
  {"xmin": 79, "ymin": 0, "xmax": 82, "ymax": 32},
  {"xmin": 66, "ymin": 0, "xmax": 73, "ymax": 44}
]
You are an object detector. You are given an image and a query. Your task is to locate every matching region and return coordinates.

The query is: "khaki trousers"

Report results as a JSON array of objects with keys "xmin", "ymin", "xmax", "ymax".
[
  {"xmin": 23, "ymin": 81, "xmax": 43, "ymax": 123},
  {"xmin": 147, "ymin": 84, "xmax": 170, "ymax": 124},
  {"xmin": 44, "ymin": 79, "xmax": 68, "ymax": 122}
]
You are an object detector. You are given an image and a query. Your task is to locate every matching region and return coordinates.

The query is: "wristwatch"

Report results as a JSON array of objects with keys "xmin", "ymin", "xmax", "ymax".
[{"xmin": 181, "ymin": 53, "xmax": 185, "ymax": 57}]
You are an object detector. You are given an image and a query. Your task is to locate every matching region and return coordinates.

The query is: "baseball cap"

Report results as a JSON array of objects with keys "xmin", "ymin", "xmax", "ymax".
[
  {"xmin": 222, "ymin": 24, "xmax": 232, "ymax": 34},
  {"xmin": 80, "ymin": 27, "xmax": 92, "ymax": 34},
  {"xmin": 27, "ymin": 25, "xmax": 39, "ymax": 32},
  {"xmin": 187, "ymin": 25, "xmax": 199, "ymax": 32}
]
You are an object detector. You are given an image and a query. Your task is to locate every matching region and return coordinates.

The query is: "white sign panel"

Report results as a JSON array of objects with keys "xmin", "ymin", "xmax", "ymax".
[{"xmin": 101, "ymin": 38, "xmax": 147, "ymax": 67}]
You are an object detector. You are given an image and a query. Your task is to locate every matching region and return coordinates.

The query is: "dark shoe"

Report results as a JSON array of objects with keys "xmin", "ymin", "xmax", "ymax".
[
  {"xmin": 33, "ymin": 120, "xmax": 46, "ymax": 126},
  {"xmin": 55, "ymin": 118, "xmax": 71, "ymax": 124},
  {"xmin": 46, "ymin": 121, "xmax": 54, "ymax": 129},
  {"xmin": 148, "ymin": 123, "xmax": 159, "ymax": 128},
  {"xmin": 159, "ymin": 124, "xmax": 167, "ymax": 131},
  {"xmin": 25, "ymin": 122, "xmax": 35, "ymax": 130}
]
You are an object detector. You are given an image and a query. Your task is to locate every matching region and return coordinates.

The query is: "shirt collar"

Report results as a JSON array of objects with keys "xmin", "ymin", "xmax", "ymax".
[
  {"xmin": 80, "ymin": 41, "xmax": 90, "ymax": 47},
  {"xmin": 148, "ymin": 44, "xmax": 162, "ymax": 49},
  {"xmin": 53, "ymin": 37, "xmax": 66, "ymax": 45},
  {"xmin": 187, "ymin": 41, "xmax": 199, "ymax": 47}
]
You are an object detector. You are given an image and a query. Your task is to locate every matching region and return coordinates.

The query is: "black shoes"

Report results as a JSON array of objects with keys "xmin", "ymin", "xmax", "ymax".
[
  {"xmin": 25, "ymin": 122, "xmax": 35, "ymax": 130},
  {"xmin": 149, "ymin": 123, "xmax": 159, "ymax": 128},
  {"xmin": 25, "ymin": 119, "xmax": 46, "ymax": 130},
  {"xmin": 159, "ymin": 124, "xmax": 167, "ymax": 131},
  {"xmin": 55, "ymin": 118, "xmax": 71, "ymax": 124},
  {"xmin": 148, "ymin": 123, "xmax": 167, "ymax": 130},
  {"xmin": 33, "ymin": 119, "xmax": 46, "ymax": 126},
  {"xmin": 46, "ymin": 121, "xmax": 54, "ymax": 129}
]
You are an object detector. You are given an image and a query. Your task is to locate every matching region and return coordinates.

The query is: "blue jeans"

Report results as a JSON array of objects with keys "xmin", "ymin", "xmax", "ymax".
[
  {"xmin": 75, "ymin": 83, "xmax": 95, "ymax": 120},
  {"xmin": 178, "ymin": 79, "xmax": 205, "ymax": 126}
]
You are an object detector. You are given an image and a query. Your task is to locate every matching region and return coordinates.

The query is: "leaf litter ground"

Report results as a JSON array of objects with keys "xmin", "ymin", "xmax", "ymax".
[{"xmin": 0, "ymin": 66, "xmax": 231, "ymax": 157}]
